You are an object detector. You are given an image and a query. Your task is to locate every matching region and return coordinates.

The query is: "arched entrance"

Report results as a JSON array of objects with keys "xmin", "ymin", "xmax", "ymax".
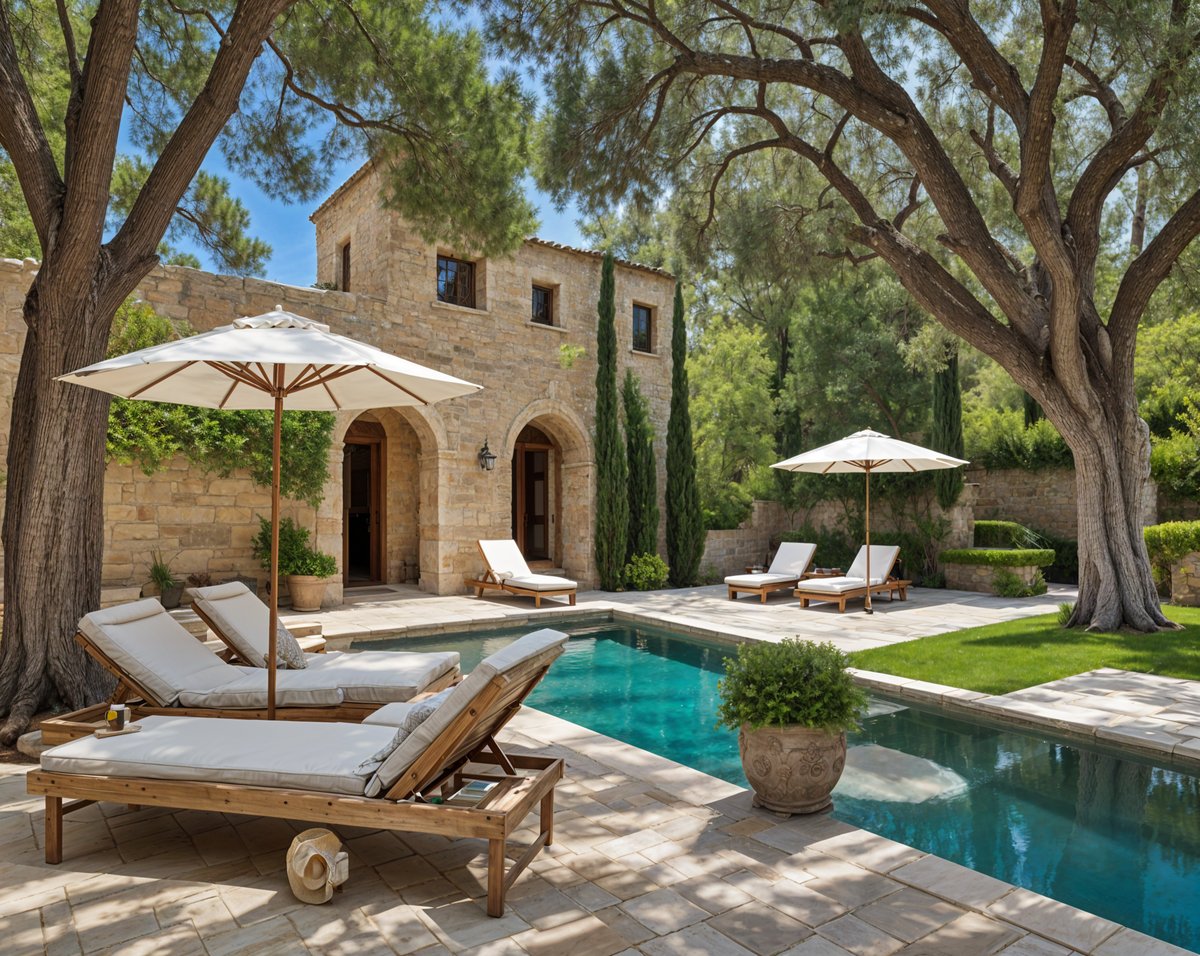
[{"xmin": 512, "ymin": 424, "xmax": 556, "ymax": 561}]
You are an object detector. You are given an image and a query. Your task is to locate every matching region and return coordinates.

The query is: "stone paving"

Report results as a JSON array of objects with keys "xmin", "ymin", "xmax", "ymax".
[
  {"xmin": 4, "ymin": 707, "xmax": 1190, "ymax": 956},
  {"xmin": 285, "ymin": 582, "xmax": 1076, "ymax": 656}
]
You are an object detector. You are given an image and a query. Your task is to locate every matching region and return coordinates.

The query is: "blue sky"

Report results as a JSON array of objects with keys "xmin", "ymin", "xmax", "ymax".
[{"xmin": 166, "ymin": 148, "xmax": 588, "ymax": 289}]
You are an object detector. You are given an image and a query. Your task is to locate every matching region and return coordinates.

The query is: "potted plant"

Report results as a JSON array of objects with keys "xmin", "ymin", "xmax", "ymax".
[
  {"xmin": 252, "ymin": 516, "xmax": 338, "ymax": 611},
  {"xmin": 717, "ymin": 638, "xmax": 866, "ymax": 815},
  {"xmin": 147, "ymin": 550, "xmax": 183, "ymax": 609}
]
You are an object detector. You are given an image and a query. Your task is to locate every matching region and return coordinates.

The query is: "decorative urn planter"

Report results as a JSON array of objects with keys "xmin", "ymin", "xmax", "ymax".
[
  {"xmin": 739, "ymin": 724, "xmax": 847, "ymax": 815},
  {"xmin": 287, "ymin": 575, "xmax": 327, "ymax": 611}
]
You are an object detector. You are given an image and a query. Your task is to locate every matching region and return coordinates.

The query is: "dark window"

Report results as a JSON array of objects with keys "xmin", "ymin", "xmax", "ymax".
[
  {"xmin": 340, "ymin": 241, "xmax": 351, "ymax": 292},
  {"xmin": 437, "ymin": 255, "xmax": 476, "ymax": 308},
  {"xmin": 532, "ymin": 285, "xmax": 554, "ymax": 325},
  {"xmin": 632, "ymin": 304, "xmax": 653, "ymax": 352}
]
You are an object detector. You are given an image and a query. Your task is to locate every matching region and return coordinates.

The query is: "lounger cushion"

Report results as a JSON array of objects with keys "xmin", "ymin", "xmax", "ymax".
[
  {"xmin": 79, "ymin": 600, "xmax": 241, "ymax": 706},
  {"xmin": 796, "ymin": 576, "xmax": 869, "ymax": 594},
  {"xmin": 478, "ymin": 539, "xmax": 533, "ymax": 578},
  {"xmin": 301, "ymin": 651, "xmax": 459, "ymax": 703},
  {"xmin": 362, "ymin": 701, "xmax": 418, "ymax": 727},
  {"xmin": 367, "ymin": 628, "xmax": 568, "ymax": 797},
  {"xmin": 845, "ymin": 545, "xmax": 901, "ymax": 584},
  {"xmin": 41, "ymin": 715, "xmax": 389, "ymax": 796},
  {"xmin": 724, "ymin": 572, "xmax": 799, "ymax": 588},
  {"xmin": 189, "ymin": 582, "xmax": 307, "ymax": 669},
  {"xmin": 766, "ymin": 542, "xmax": 817, "ymax": 576},
  {"xmin": 503, "ymin": 573, "xmax": 578, "ymax": 591},
  {"xmin": 176, "ymin": 668, "xmax": 344, "ymax": 708}
]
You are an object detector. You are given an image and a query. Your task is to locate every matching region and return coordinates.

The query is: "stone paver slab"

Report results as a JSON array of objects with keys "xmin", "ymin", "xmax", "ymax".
[
  {"xmin": 706, "ymin": 900, "xmax": 814, "ymax": 956},
  {"xmin": 987, "ymin": 889, "xmax": 1119, "ymax": 953},
  {"xmin": 854, "ymin": 887, "xmax": 962, "ymax": 943},
  {"xmin": 619, "ymin": 887, "xmax": 709, "ymax": 935}
]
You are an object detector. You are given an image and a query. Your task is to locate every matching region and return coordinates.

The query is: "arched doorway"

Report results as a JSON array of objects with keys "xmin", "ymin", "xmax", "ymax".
[{"xmin": 512, "ymin": 424, "xmax": 555, "ymax": 561}]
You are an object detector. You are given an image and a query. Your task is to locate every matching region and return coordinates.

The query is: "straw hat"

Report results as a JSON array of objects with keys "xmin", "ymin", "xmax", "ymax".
[{"xmin": 285, "ymin": 828, "xmax": 349, "ymax": 904}]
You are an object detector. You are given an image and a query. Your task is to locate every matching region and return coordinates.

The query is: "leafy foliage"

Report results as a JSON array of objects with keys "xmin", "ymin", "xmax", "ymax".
[
  {"xmin": 593, "ymin": 252, "xmax": 628, "ymax": 589},
  {"xmin": 251, "ymin": 516, "xmax": 336, "ymax": 578},
  {"xmin": 1143, "ymin": 522, "xmax": 1200, "ymax": 582},
  {"xmin": 622, "ymin": 370, "xmax": 659, "ymax": 559},
  {"xmin": 940, "ymin": 548, "xmax": 1055, "ymax": 568},
  {"xmin": 964, "ymin": 408, "xmax": 1073, "ymax": 470},
  {"xmin": 105, "ymin": 300, "xmax": 334, "ymax": 506},
  {"xmin": 622, "ymin": 552, "xmax": 670, "ymax": 590},
  {"xmin": 666, "ymin": 282, "xmax": 704, "ymax": 585},
  {"xmin": 717, "ymin": 639, "xmax": 866, "ymax": 733},
  {"xmin": 147, "ymin": 550, "xmax": 179, "ymax": 590},
  {"xmin": 992, "ymin": 568, "xmax": 1048, "ymax": 598},
  {"xmin": 974, "ymin": 520, "xmax": 1043, "ymax": 549}
]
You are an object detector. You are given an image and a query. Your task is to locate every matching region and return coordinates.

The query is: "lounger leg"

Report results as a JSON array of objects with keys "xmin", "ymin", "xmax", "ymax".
[
  {"xmin": 541, "ymin": 791, "xmax": 555, "ymax": 847},
  {"xmin": 534, "ymin": 594, "xmax": 542, "ymax": 609},
  {"xmin": 569, "ymin": 593, "xmax": 575, "ymax": 606},
  {"xmin": 45, "ymin": 797, "xmax": 62, "ymax": 864},
  {"xmin": 760, "ymin": 591, "xmax": 768, "ymax": 604},
  {"xmin": 728, "ymin": 588, "xmax": 736, "ymax": 600},
  {"xmin": 487, "ymin": 838, "xmax": 506, "ymax": 917}
]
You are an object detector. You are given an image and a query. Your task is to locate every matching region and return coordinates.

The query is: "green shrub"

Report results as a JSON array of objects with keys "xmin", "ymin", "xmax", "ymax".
[
  {"xmin": 717, "ymin": 639, "xmax": 866, "ymax": 733},
  {"xmin": 1057, "ymin": 602, "xmax": 1074, "ymax": 626},
  {"xmin": 974, "ymin": 520, "xmax": 1042, "ymax": 549},
  {"xmin": 288, "ymin": 549, "xmax": 338, "ymax": 578},
  {"xmin": 623, "ymin": 553, "xmax": 670, "ymax": 590},
  {"xmin": 1035, "ymin": 532, "xmax": 1078, "ymax": 584},
  {"xmin": 701, "ymin": 480, "xmax": 754, "ymax": 531},
  {"xmin": 1143, "ymin": 521, "xmax": 1200, "ymax": 585},
  {"xmin": 1150, "ymin": 431, "xmax": 1200, "ymax": 500},
  {"xmin": 993, "ymin": 568, "xmax": 1047, "ymax": 598},
  {"xmin": 147, "ymin": 550, "xmax": 179, "ymax": 590},
  {"xmin": 940, "ymin": 548, "xmax": 1055, "ymax": 567},
  {"xmin": 252, "ymin": 516, "xmax": 338, "ymax": 578},
  {"xmin": 965, "ymin": 407, "xmax": 1072, "ymax": 470}
]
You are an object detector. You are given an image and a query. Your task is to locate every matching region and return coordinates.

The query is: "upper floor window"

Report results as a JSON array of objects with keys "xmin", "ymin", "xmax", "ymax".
[
  {"xmin": 532, "ymin": 285, "xmax": 554, "ymax": 325},
  {"xmin": 437, "ymin": 255, "xmax": 476, "ymax": 308},
  {"xmin": 632, "ymin": 304, "xmax": 653, "ymax": 353},
  {"xmin": 340, "ymin": 240, "xmax": 351, "ymax": 292}
]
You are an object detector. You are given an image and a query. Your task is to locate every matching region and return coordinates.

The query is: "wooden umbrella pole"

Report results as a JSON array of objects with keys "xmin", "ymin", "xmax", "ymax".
[
  {"xmin": 267, "ymin": 374, "xmax": 283, "ymax": 719},
  {"xmin": 864, "ymin": 467, "xmax": 873, "ymax": 614}
]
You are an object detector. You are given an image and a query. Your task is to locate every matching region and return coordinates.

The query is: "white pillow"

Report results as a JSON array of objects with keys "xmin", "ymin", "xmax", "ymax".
[
  {"xmin": 275, "ymin": 622, "xmax": 308, "ymax": 670},
  {"xmin": 353, "ymin": 687, "xmax": 454, "ymax": 777}
]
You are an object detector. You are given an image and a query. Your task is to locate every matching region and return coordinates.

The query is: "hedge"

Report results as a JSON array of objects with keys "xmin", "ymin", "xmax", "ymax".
[
  {"xmin": 940, "ymin": 548, "xmax": 1055, "ymax": 567},
  {"xmin": 1143, "ymin": 521, "xmax": 1200, "ymax": 568},
  {"xmin": 973, "ymin": 520, "xmax": 1042, "ymax": 549}
]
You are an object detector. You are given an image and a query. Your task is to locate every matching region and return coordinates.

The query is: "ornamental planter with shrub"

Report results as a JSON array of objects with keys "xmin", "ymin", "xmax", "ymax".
[
  {"xmin": 1144, "ymin": 521, "xmax": 1200, "ymax": 605},
  {"xmin": 252, "ymin": 516, "xmax": 338, "ymax": 611},
  {"xmin": 939, "ymin": 547, "xmax": 1054, "ymax": 597},
  {"xmin": 717, "ymin": 638, "xmax": 866, "ymax": 815}
]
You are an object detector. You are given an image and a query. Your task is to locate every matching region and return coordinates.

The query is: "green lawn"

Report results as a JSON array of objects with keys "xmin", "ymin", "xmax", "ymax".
[{"xmin": 849, "ymin": 606, "xmax": 1200, "ymax": 695}]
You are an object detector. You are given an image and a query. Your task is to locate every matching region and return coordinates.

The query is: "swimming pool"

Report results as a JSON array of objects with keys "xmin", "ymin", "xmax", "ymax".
[{"xmin": 368, "ymin": 620, "xmax": 1200, "ymax": 950}]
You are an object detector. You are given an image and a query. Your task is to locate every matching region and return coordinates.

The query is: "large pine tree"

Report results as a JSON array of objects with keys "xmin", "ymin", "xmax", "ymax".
[
  {"xmin": 932, "ymin": 349, "xmax": 965, "ymax": 509},
  {"xmin": 593, "ymin": 252, "xmax": 628, "ymax": 589},
  {"xmin": 665, "ymin": 282, "xmax": 704, "ymax": 586},
  {"xmin": 623, "ymin": 369, "xmax": 659, "ymax": 559}
]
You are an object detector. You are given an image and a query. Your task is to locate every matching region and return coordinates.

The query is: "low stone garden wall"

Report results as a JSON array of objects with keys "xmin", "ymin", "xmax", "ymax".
[
  {"xmin": 940, "ymin": 548, "xmax": 1054, "ymax": 596},
  {"xmin": 1171, "ymin": 551, "xmax": 1200, "ymax": 607}
]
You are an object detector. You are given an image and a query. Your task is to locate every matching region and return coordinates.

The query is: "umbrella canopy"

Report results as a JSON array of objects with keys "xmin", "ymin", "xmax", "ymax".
[
  {"xmin": 772, "ymin": 430, "xmax": 968, "ymax": 611},
  {"xmin": 61, "ymin": 307, "xmax": 481, "ymax": 714}
]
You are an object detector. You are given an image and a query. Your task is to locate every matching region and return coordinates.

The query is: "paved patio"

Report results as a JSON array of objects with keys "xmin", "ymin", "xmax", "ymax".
[
  {"xmin": 283, "ymin": 583, "xmax": 1076, "ymax": 655},
  {"xmin": 4, "ymin": 706, "xmax": 1186, "ymax": 956}
]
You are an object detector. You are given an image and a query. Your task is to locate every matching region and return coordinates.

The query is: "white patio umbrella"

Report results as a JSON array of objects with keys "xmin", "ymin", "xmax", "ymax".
[
  {"xmin": 771, "ymin": 429, "xmax": 968, "ymax": 612},
  {"xmin": 60, "ymin": 306, "xmax": 481, "ymax": 715}
]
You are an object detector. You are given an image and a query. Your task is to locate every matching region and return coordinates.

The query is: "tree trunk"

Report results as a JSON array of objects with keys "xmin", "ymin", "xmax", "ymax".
[
  {"xmin": 0, "ymin": 279, "xmax": 116, "ymax": 743},
  {"xmin": 1064, "ymin": 406, "xmax": 1171, "ymax": 632}
]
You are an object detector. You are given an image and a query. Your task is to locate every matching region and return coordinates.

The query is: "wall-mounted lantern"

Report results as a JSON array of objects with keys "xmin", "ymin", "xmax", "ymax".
[{"xmin": 478, "ymin": 438, "xmax": 497, "ymax": 472}]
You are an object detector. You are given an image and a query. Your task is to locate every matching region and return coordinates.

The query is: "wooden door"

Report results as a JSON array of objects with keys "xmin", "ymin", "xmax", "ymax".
[{"xmin": 343, "ymin": 420, "xmax": 386, "ymax": 584}]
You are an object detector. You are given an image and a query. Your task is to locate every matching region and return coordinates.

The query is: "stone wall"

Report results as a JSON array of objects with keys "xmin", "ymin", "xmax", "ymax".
[
  {"xmin": 700, "ymin": 500, "xmax": 789, "ymax": 579},
  {"xmin": 0, "ymin": 173, "xmax": 676, "ymax": 599},
  {"xmin": 968, "ymin": 465, "xmax": 1159, "ymax": 539},
  {"xmin": 944, "ymin": 560, "xmax": 1042, "ymax": 595},
  {"xmin": 1171, "ymin": 551, "xmax": 1200, "ymax": 607}
]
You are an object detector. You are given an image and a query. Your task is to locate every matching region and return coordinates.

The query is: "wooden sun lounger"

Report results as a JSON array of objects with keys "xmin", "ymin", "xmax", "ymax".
[
  {"xmin": 724, "ymin": 542, "xmax": 818, "ymax": 603},
  {"xmin": 793, "ymin": 577, "xmax": 911, "ymax": 613},
  {"xmin": 28, "ymin": 642, "xmax": 565, "ymax": 918},
  {"xmin": 39, "ymin": 630, "xmax": 458, "ymax": 745},
  {"xmin": 469, "ymin": 540, "xmax": 577, "ymax": 608}
]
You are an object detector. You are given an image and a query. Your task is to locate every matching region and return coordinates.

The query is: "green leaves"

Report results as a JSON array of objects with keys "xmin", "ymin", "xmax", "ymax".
[
  {"xmin": 717, "ymin": 638, "xmax": 866, "ymax": 733},
  {"xmin": 940, "ymin": 548, "xmax": 1055, "ymax": 568},
  {"xmin": 593, "ymin": 251, "xmax": 628, "ymax": 590},
  {"xmin": 251, "ymin": 516, "xmax": 337, "ymax": 577},
  {"xmin": 623, "ymin": 369, "xmax": 659, "ymax": 560},
  {"xmin": 666, "ymin": 282, "xmax": 704, "ymax": 586}
]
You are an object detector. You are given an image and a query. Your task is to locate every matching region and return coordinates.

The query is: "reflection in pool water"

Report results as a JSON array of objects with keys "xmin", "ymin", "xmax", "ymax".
[{"xmin": 369, "ymin": 622, "xmax": 1200, "ymax": 950}]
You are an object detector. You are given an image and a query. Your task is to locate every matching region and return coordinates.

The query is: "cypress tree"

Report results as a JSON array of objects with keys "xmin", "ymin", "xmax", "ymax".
[
  {"xmin": 932, "ymin": 349, "xmax": 965, "ymax": 509},
  {"xmin": 623, "ymin": 369, "xmax": 659, "ymax": 560},
  {"xmin": 665, "ymin": 281, "xmax": 704, "ymax": 585},
  {"xmin": 593, "ymin": 252, "xmax": 629, "ymax": 589}
]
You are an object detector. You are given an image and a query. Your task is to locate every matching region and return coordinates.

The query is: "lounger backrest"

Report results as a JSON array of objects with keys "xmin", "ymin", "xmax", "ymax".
[
  {"xmin": 478, "ymin": 539, "xmax": 532, "ymax": 580},
  {"xmin": 78, "ymin": 599, "xmax": 239, "ymax": 706},
  {"xmin": 768, "ymin": 542, "xmax": 817, "ymax": 576},
  {"xmin": 846, "ymin": 545, "xmax": 901, "ymax": 584},
  {"xmin": 367, "ymin": 628, "xmax": 567, "ymax": 798},
  {"xmin": 188, "ymin": 581, "xmax": 270, "ymax": 667}
]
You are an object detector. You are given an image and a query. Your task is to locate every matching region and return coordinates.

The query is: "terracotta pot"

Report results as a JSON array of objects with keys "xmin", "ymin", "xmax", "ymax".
[
  {"xmin": 738, "ymin": 724, "xmax": 847, "ymax": 815},
  {"xmin": 287, "ymin": 575, "xmax": 327, "ymax": 611}
]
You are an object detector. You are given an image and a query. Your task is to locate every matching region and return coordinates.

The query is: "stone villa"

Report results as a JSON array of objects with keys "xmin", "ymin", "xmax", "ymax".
[{"xmin": 0, "ymin": 163, "xmax": 676, "ymax": 602}]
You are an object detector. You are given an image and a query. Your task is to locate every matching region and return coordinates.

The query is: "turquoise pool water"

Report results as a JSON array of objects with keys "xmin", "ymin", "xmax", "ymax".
[{"xmin": 368, "ymin": 622, "xmax": 1200, "ymax": 950}]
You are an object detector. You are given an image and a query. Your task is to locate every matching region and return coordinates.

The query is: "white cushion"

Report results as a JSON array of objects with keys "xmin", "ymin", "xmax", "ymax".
[
  {"xmin": 767, "ymin": 542, "xmax": 817, "ymax": 576},
  {"xmin": 177, "ymin": 667, "xmax": 345, "ymax": 708},
  {"xmin": 367, "ymin": 628, "xmax": 567, "ymax": 797},
  {"xmin": 79, "ymin": 600, "xmax": 242, "ymax": 706},
  {"xmin": 189, "ymin": 582, "xmax": 307, "ymax": 669},
  {"xmin": 503, "ymin": 573, "xmax": 577, "ymax": 591},
  {"xmin": 362, "ymin": 701, "xmax": 419, "ymax": 727},
  {"xmin": 479, "ymin": 539, "xmax": 532, "ymax": 578},
  {"xmin": 724, "ymin": 572, "xmax": 799, "ymax": 588},
  {"xmin": 796, "ymin": 576, "xmax": 868, "ymax": 594},
  {"xmin": 41, "ymin": 715, "xmax": 391, "ymax": 796},
  {"xmin": 302, "ymin": 651, "xmax": 459, "ymax": 703},
  {"xmin": 846, "ymin": 545, "xmax": 900, "ymax": 583}
]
